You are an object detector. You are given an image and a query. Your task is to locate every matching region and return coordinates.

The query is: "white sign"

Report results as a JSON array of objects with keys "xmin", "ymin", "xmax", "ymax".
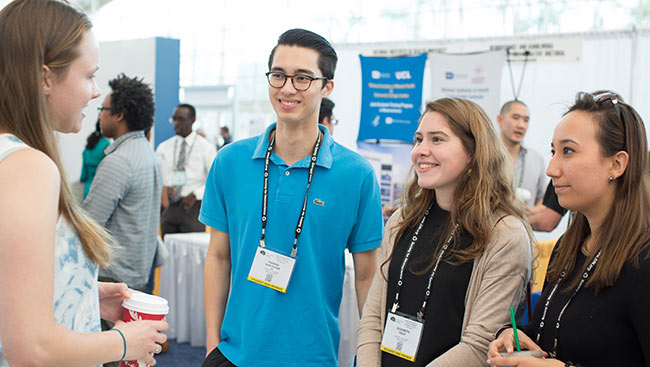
[
  {"xmin": 429, "ymin": 50, "xmax": 505, "ymax": 121},
  {"xmin": 369, "ymin": 39, "xmax": 582, "ymax": 63}
]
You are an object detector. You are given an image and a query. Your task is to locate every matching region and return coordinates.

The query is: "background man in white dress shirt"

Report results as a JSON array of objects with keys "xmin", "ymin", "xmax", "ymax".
[{"xmin": 156, "ymin": 103, "xmax": 216, "ymax": 237}]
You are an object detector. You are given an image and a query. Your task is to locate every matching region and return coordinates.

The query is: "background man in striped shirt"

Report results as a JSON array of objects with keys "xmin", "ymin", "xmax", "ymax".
[{"xmin": 84, "ymin": 73, "xmax": 161, "ymax": 292}]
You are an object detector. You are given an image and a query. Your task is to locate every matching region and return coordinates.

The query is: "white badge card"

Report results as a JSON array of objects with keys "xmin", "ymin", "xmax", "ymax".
[
  {"xmin": 171, "ymin": 170, "xmax": 187, "ymax": 186},
  {"xmin": 247, "ymin": 246, "xmax": 296, "ymax": 293},
  {"xmin": 380, "ymin": 312, "xmax": 424, "ymax": 362}
]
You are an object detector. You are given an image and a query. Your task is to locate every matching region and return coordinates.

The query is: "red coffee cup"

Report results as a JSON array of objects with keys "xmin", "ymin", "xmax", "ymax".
[{"xmin": 119, "ymin": 293, "xmax": 169, "ymax": 367}]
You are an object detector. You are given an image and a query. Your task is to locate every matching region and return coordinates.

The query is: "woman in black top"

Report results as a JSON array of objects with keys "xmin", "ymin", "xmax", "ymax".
[
  {"xmin": 357, "ymin": 98, "xmax": 534, "ymax": 366},
  {"xmin": 488, "ymin": 91, "xmax": 650, "ymax": 367}
]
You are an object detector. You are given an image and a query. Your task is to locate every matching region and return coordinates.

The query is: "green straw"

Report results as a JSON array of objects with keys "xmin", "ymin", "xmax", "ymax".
[{"xmin": 509, "ymin": 306, "xmax": 521, "ymax": 352}]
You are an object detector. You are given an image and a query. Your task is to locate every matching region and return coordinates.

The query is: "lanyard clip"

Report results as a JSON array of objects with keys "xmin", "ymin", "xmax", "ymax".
[
  {"xmin": 391, "ymin": 303, "xmax": 398, "ymax": 313},
  {"xmin": 290, "ymin": 247, "xmax": 297, "ymax": 258},
  {"xmin": 259, "ymin": 239, "xmax": 266, "ymax": 248},
  {"xmin": 416, "ymin": 311, "xmax": 424, "ymax": 323}
]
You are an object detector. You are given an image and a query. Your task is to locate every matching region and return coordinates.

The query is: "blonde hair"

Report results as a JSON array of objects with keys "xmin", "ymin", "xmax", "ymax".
[
  {"xmin": 0, "ymin": 0, "xmax": 113, "ymax": 266},
  {"xmin": 385, "ymin": 98, "xmax": 532, "ymax": 274}
]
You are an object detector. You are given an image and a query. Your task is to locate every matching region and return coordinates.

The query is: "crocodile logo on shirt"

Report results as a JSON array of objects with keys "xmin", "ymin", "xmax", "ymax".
[{"xmin": 313, "ymin": 198, "xmax": 325, "ymax": 206}]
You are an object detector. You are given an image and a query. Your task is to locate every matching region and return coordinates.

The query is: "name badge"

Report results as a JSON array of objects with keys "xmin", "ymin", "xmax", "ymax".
[
  {"xmin": 380, "ymin": 312, "xmax": 424, "ymax": 362},
  {"xmin": 247, "ymin": 246, "xmax": 296, "ymax": 293},
  {"xmin": 171, "ymin": 170, "xmax": 187, "ymax": 186}
]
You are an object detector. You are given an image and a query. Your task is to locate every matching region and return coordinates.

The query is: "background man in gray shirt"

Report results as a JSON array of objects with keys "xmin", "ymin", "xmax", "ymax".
[
  {"xmin": 84, "ymin": 73, "xmax": 161, "ymax": 291},
  {"xmin": 497, "ymin": 100, "xmax": 547, "ymax": 208}
]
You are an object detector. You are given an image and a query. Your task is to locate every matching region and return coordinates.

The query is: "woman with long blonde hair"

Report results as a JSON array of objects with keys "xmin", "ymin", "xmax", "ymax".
[
  {"xmin": 357, "ymin": 97, "xmax": 533, "ymax": 366},
  {"xmin": 0, "ymin": 1, "xmax": 167, "ymax": 365}
]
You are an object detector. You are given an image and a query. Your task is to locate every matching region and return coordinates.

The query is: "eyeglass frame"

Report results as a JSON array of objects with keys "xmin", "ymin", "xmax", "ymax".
[
  {"xmin": 265, "ymin": 71, "xmax": 328, "ymax": 91},
  {"xmin": 97, "ymin": 106, "xmax": 110, "ymax": 113},
  {"xmin": 169, "ymin": 115, "xmax": 191, "ymax": 124}
]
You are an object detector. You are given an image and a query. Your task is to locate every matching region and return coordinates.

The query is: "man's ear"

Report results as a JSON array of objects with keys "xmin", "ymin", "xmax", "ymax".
[
  {"xmin": 321, "ymin": 79, "xmax": 333, "ymax": 98},
  {"xmin": 115, "ymin": 111, "xmax": 125, "ymax": 123}
]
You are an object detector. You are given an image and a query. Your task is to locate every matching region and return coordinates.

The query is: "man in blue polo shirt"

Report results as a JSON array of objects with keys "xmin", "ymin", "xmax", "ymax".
[{"xmin": 200, "ymin": 29, "xmax": 383, "ymax": 367}]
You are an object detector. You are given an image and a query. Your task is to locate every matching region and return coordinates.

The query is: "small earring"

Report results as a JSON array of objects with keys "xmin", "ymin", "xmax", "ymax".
[{"xmin": 608, "ymin": 176, "xmax": 614, "ymax": 182}]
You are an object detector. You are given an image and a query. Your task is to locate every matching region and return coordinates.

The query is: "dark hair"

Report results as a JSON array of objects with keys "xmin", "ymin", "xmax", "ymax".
[
  {"xmin": 499, "ymin": 100, "xmax": 527, "ymax": 115},
  {"xmin": 85, "ymin": 119, "xmax": 102, "ymax": 149},
  {"xmin": 108, "ymin": 73, "xmax": 155, "ymax": 132},
  {"xmin": 268, "ymin": 28, "xmax": 338, "ymax": 81},
  {"xmin": 177, "ymin": 103, "xmax": 195, "ymax": 120},
  {"xmin": 547, "ymin": 91, "xmax": 650, "ymax": 293},
  {"xmin": 220, "ymin": 126, "xmax": 229, "ymax": 133},
  {"xmin": 318, "ymin": 98, "xmax": 335, "ymax": 124}
]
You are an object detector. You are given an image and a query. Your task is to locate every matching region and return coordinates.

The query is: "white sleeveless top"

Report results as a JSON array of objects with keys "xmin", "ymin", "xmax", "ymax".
[{"xmin": 0, "ymin": 134, "xmax": 101, "ymax": 367}]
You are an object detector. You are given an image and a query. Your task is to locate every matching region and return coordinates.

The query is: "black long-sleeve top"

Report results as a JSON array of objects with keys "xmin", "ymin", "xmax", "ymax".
[
  {"xmin": 383, "ymin": 201, "xmax": 474, "ymax": 366},
  {"xmin": 521, "ymin": 241, "xmax": 650, "ymax": 367}
]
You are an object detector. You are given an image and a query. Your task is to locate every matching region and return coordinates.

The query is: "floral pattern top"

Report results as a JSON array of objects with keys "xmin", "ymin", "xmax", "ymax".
[{"xmin": 0, "ymin": 134, "xmax": 101, "ymax": 367}]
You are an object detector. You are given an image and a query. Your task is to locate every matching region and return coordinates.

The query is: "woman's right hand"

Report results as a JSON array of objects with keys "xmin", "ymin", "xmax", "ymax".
[
  {"xmin": 487, "ymin": 328, "xmax": 545, "ymax": 359},
  {"xmin": 113, "ymin": 319, "xmax": 168, "ymax": 365}
]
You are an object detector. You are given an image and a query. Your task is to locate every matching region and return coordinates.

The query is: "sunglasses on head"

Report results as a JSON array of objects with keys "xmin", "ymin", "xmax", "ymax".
[{"xmin": 592, "ymin": 91, "xmax": 627, "ymax": 137}]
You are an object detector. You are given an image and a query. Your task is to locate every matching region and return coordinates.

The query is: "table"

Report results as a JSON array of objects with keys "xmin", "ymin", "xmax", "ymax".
[{"xmin": 158, "ymin": 232, "xmax": 360, "ymax": 366}]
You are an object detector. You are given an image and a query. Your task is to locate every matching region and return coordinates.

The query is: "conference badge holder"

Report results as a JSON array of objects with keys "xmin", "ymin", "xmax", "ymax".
[
  {"xmin": 247, "ymin": 246, "xmax": 295, "ymax": 293},
  {"xmin": 171, "ymin": 170, "xmax": 187, "ymax": 186},
  {"xmin": 380, "ymin": 311, "xmax": 424, "ymax": 362}
]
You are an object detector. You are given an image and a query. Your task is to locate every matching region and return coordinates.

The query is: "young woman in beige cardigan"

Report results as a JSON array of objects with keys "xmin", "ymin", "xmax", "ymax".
[{"xmin": 357, "ymin": 97, "xmax": 534, "ymax": 367}]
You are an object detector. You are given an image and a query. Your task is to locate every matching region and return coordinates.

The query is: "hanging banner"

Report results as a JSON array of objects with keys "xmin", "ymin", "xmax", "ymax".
[
  {"xmin": 358, "ymin": 54, "xmax": 427, "ymax": 143},
  {"xmin": 429, "ymin": 51, "xmax": 505, "ymax": 122}
]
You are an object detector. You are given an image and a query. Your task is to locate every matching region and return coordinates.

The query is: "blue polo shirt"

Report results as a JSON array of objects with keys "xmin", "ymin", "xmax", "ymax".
[{"xmin": 199, "ymin": 123, "xmax": 383, "ymax": 366}]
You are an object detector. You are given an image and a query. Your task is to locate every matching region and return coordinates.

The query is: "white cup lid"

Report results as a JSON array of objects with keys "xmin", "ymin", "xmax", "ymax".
[{"xmin": 122, "ymin": 293, "xmax": 169, "ymax": 315}]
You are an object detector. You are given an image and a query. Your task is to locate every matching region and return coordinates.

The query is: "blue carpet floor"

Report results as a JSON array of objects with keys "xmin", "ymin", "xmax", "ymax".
[{"xmin": 155, "ymin": 339, "xmax": 205, "ymax": 367}]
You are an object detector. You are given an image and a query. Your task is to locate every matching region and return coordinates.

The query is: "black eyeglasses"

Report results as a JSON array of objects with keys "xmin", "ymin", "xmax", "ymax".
[
  {"xmin": 169, "ymin": 116, "xmax": 190, "ymax": 124},
  {"xmin": 97, "ymin": 106, "xmax": 110, "ymax": 112},
  {"xmin": 265, "ymin": 71, "xmax": 327, "ymax": 91}
]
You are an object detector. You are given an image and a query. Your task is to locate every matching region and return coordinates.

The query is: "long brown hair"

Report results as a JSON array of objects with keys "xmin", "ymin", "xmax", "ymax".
[
  {"xmin": 384, "ymin": 98, "xmax": 532, "ymax": 275},
  {"xmin": 0, "ymin": 0, "xmax": 112, "ymax": 266},
  {"xmin": 546, "ymin": 92, "xmax": 650, "ymax": 292}
]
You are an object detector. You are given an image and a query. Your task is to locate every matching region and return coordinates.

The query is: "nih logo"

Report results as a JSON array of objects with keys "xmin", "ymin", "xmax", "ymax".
[
  {"xmin": 371, "ymin": 70, "xmax": 391, "ymax": 79},
  {"xmin": 445, "ymin": 72, "xmax": 454, "ymax": 80}
]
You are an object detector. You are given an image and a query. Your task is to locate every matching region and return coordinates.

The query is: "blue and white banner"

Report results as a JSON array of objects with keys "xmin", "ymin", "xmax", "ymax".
[
  {"xmin": 429, "ymin": 50, "xmax": 505, "ymax": 122},
  {"xmin": 358, "ymin": 54, "xmax": 427, "ymax": 143}
]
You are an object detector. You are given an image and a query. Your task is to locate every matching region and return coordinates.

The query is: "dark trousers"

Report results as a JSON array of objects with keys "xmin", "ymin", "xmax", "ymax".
[
  {"xmin": 160, "ymin": 200, "xmax": 205, "ymax": 238},
  {"xmin": 202, "ymin": 347, "xmax": 237, "ymax": 367}
]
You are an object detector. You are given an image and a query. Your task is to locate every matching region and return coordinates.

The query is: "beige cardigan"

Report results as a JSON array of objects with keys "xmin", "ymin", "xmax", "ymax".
[{"xmin": 357, "ymin": 209, "xmax": 533, "ymax": 367}]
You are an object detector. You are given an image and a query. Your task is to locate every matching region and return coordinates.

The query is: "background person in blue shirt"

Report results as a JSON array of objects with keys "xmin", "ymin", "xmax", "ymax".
[{"xmin": 200, "ymin": 28, "xmax": 384, "ymax": 367}]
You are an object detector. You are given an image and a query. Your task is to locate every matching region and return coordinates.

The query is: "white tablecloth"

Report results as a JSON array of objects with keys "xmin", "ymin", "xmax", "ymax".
[{"xmin": 158, "ymin": 232, "xmax": 360, "ymax": 366}]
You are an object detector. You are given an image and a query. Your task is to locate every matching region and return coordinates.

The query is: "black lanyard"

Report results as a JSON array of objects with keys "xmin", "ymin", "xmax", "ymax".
[
  {"xmin": 260, "ymin": 130, "xmax": 322, "ymax": 258},
  {"xmin": 390, "ymin": 202, "xmax": 458, "ymax": 322},
  {"xmin": 535, "ymin": 250, "xmax": 601, "ymax": 358}
]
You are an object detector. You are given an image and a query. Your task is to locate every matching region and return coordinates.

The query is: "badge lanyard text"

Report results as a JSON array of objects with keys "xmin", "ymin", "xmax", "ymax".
[
  {"xmin": 535, "ymin": 250, "xmax": 601, "ymax": 357},
  {"xmin": 260, "ymin": 130, "xmax": 322, "ymax": 258},
  {"xmin": 391, "ymin": 202, "xmax": 459, "ymax": 322}
]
